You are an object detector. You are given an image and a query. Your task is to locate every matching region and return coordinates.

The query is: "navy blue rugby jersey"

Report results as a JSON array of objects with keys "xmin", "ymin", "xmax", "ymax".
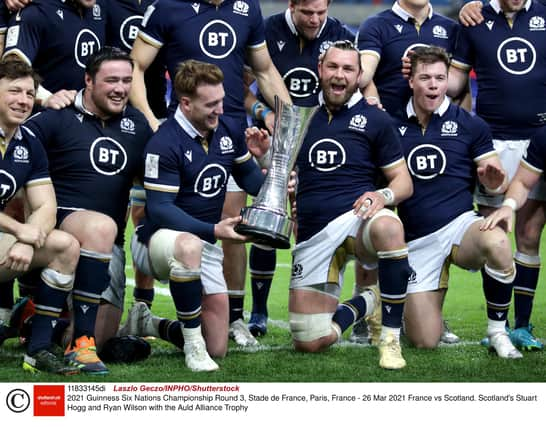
[
  {"xmin": 451, "ymin": 0, "xmax": 546, "ymax": 139},
  {"xmin": 260, "ymin": 9, "xmax": 355, "ymax": 107},
  {"xmin": 141, "ymin": 109, "xmax": 254, "ymax": 244},
  {"xmin": 138, "ymin": 0, "xmax": 265, "ymax": 119},
  {"xmin": 107, "ymin": 0, "xmax": 167, "ymax": 118},
  {"xmin": 522, "ymin": 126, "xmax": 546, "ymax": 174},
  {"xmin": 295, "ymin": 92, "xmax": 405, "ymax": 243},
  {"xmin": 357, "ymin": 2, "xmax": 457, "ymax": 119},
  {"xmin": 396, "ymin": 98, "xmax": 496, "ymax": 241},
  {"xmin": 0, "ymin": 127, "xmax": 51, "ymax": 211},
  {"xmin": 3, "ymin": 0, "xmax": 106, "ymax": 92},
  {"xmin": 24, "ymin": 91, "xmax": 152, "ymax": 237}
]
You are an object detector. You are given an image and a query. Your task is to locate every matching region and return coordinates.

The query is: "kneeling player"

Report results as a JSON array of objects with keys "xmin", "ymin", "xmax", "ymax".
[
  {"xmin": 288, "ymin": 41, "xmax": 414, "ymax": 370},
  {"xmin": 397, "ymin": 46, "xmax": 520, "ymax": 358}
]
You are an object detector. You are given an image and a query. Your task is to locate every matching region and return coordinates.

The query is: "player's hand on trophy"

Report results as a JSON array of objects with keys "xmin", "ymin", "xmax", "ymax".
[
  {"xmin": 459, "ymin": 0, "xmax": 484, "ymax": 26},
  {"xmin": 245, "ymin": 126, "xmax": 270, "ymax": 160},
  {"xmin": 354, "ymin": 190, "xmax": 384, "ymax": 220},
  {"xmin": 214, "ymin": 216, "xmax": 249, "ymax": 242}
]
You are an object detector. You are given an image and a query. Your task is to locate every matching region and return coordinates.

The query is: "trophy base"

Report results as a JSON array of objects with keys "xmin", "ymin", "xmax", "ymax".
[{"xmin": 234, "ymin": 207, "xmax": 293, "ymax": 249}]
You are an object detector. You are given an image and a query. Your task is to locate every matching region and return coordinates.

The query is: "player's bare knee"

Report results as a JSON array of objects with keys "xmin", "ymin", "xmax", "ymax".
[
  {"xmin": 47, "ymin": 230, "xmax": 80, "ymax": 272},
  {"xmin": 206, "ymin": 340, "xmax": 227, "ymax": 358},
  {"xmin": 369, "ymin": 216, "xmax": 405, "ymax": 250},
  {"xmin": 411, "ymin": 335, "xmax": 441, "ymax": 350},
  {"xmin": 482, "ymin": 229, "xmax": 512, "ymax": 265},
  {"xmin": 77, "ymin": 216, "xmax": 118, "ymax": 249},
  {"xmin": 173, "ymin": 233, "xmax": 203, "ymax": 269}
]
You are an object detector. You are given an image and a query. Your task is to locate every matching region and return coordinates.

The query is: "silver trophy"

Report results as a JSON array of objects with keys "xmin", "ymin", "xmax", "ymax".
[{"xmin": 235, "ymin": 97, "xmax": 317, "ymax": 249}]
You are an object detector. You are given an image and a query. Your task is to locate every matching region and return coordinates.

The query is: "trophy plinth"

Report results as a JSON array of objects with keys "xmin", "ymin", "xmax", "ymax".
[
  {"xmin": 234, "ymin": 97, "xmax": 317, "ymax": 248},
  {"xmin": 236, "ymin": 206, "xmax": 293, "ymax": 249}
]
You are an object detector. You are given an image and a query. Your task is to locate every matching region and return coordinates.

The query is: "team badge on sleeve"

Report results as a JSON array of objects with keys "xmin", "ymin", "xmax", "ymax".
[
  {"xmin": 145, "ymin": 153, "xmax": 160, "ymax": 179},
  {"xmin": 5, "ymin": 26, "xmax": 20, "ymax": 49}
]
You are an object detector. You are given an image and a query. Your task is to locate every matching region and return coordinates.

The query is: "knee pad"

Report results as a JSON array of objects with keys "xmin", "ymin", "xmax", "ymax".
[
  {"xmin": 361, "ymin": 209, "xmax": 401, "ymax": 253},
  {"xmin": 41, "ymin": 268, "xmax": 74, "ymax": 291},
  {"xmin": 168, "ymin": 258, "xmax": 201, "ymax": 282},
  {"xmin": 289, "ymin": 312, "xmax": 335, "ymax": 342}
]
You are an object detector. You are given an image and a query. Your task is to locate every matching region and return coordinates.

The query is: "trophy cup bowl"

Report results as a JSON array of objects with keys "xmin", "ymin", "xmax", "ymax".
[{"xmin": 234, "ymin": 97, "xmax": 318, "ymax": 249}]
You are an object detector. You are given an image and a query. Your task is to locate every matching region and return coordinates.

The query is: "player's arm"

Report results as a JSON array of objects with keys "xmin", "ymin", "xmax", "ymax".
[
  {"xmin": 447, "ymin": 64, "xmax": 469, "ymax": 99},
  {"xmin": 247, "ymin": 46, "xmax": 291, "ymax": 106},
  {"xmin": 244, "ymin": 70, "xmax": 274, "ymax": 133},
  {"xmin": 129, "ymin": 37, "xmax": 161, "ymax": 131},
  {"xmin": 24, "ymin": 182, "xmax": 57, "ymax": 240},
  {"xmin": 354, "ymin": 160, "xmax": 413, "ymax": 219},
  {"xmin": 481, "ymin": 165, "xmax": 540, "ymax": 233},
  {"xmin": 359, "ymin": 52, "xmax": 380, "ymax": 95}
]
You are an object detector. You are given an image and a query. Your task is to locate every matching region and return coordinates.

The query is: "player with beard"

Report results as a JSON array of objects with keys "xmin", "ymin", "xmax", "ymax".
[{"xmin": 288, "ymin": 40, "xmax": 413, "ymax": 369}]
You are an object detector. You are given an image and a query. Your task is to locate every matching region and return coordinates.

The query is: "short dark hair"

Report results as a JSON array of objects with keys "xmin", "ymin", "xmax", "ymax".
[
  {"xmin": 319, "ymin": 39, "xmax": 361, "ymax": 72},
  {"xmin": 409, "ymin": 46, "xmax": 450, "ymax": 76},
  {"xmin": 85, "ymin": 46, "xmax": 133, "ymax": 80},
  {"xmin": 0, "ymin": 59, "xmax": 41, "ymax": 90},
  {"xmin": 290, "ymin": 0, "xmax": 332, "ymax": 5},
  {"xmin": 174, "ymin": 59, "xmax": 224, "ymax": 99}
]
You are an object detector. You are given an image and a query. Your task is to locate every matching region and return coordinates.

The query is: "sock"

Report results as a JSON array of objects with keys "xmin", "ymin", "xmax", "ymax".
[
  {"xmin": 481, "ymin": 263, "xmax": 514, "ymax": 325},
  {"xmin": 17, "ymin": 269, "xmax": 41, "ymax": 298},
  {"xmin": 72, "ymin": 249, "xmax": 112, "ymax": 341},
  {"xmin": 158, "ymin": 319, "xmax": 184, "ymax": 350},
  {"xmin": 169, "ymin": 267, "xmax": 202, "ymax": 329},
  {"xmin": 27, "ymin": 270, "xmax": 71, "ymax": 355},
  {"xmin": 133, "ymin": 288, "xmax": 155, "ymax": 308},
  {"xmin": 249, "ymin": 245, "xmax": 276, "ymax": 316},
  {"xmin": 513, "ymin": 252, "xmax": 540, "ymax": 329},
  {"xmin": 228, "ymin": 290, "xmax": 245, "ymax": 323},
  {"xmin": 377, "ymin": 248, "xmax": 411, "ymax": 329},
  {"xmin": 51, "ymin": 318, "xmax": 71, "ymax": 348},
  {"xmin": 332, "ymin": 291, "xmax": 373, "ymax": 334},
  {"xmin": 0, "ymin": 279, "xmax": 14, "ymax": 310}
]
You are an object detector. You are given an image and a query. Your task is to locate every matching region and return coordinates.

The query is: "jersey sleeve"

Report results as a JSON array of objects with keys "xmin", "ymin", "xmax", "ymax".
[
  {"xmin": 470, "ymin": 115, "xmax": 496, "ymax": 162},
  {"xmin": 522, "ymin": 128, "xmax": 546, "ymax": 174},
  {"xmin": 21, "ymin": 128, "xmax": 52, "ymax": 187},
  {"xmin": 356, "ymin": 16, "xmax": 383, "ymax": 60},
  {"xmin": 246, "ymin": 0, "xmax": 266, "ymax": 49},
  {"xmin": 138, "ymin": 1, "xmax": 167, "ymax": 49},
  {"xmin": 375, "ymin": 114, "xmax": 406, "ymax": 170},
  {"xmin": 3, "ymin": 6, "xmax": 45, "ymax": 64},
  {"xmin": 451, "ymin": 25, "xmax": 474, "ymax": 71}
]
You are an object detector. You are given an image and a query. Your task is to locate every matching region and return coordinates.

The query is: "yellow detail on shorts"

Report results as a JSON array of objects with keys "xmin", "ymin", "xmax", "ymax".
[{"xmin": 327, "ymin": 237, "xmax": 355, "ymax": 284}]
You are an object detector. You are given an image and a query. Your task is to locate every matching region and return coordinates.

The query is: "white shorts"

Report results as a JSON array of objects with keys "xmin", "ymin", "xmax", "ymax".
[
  {"xmin": 407, "ymin": 211, "xmax": 482, "ymax": 294},
  {"xmin": 226, "ymin": 175, "xmax": 243, "ymax": 193},
  {"xmin": 289, "ymin": 209, "xmax": 399, "ymax": 296},
  {"xmin": 474, "ymin": 139, "xmax": 546, "ymax": 206},
  {"xmin": 131, "ymin": 230, "xmax": 227, "ymax": 295},
  {"xmin": 101, "ymin": 244, "xmax": 126, "ymax": 309}
]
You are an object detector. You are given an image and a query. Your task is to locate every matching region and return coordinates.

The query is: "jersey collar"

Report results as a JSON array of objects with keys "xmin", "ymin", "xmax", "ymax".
[
  {"xmin": 406, "ymin": 95, "xmax": 450, "ymax": 118},
  {"xmin": 490, "ymin": 0, "xmax": 531, "ymax": 14},
  {"xmin": 74, "ymin": 89, "xmax": 128, "ymax": 118},
  {"xmin": 285, "ymin": 8, "xmax": 327, "ymax": 38},
  {"xmin": 318, "ymin": 90, "xmax": 363, "ymax": 110},
  {"xmin": 174, "ymin": 107, "xmax": 211, "ymax": 140},
  {"xmin": 74, "ymin": 90, "xmax": 94, "ymax": 116},
  {"xmin": 0, "ymin": 126, "xmax": 23, "ymax": 141},
  {"xmin": 392, "ymin": 1, "xmax": 434, "ymax": 21}
]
